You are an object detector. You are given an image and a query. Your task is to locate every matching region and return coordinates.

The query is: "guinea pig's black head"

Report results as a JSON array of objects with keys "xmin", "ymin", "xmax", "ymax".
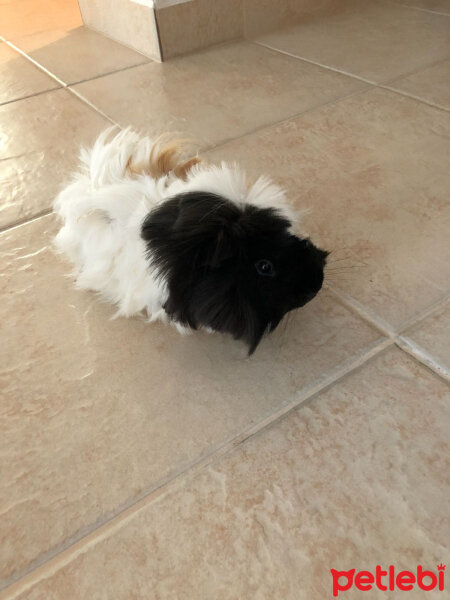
[{"xmin": 142, "ymin": 191, "xmax": 328, "ymax": 354}]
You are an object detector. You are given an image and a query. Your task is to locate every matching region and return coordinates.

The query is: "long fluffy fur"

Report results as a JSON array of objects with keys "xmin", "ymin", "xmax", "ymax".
[{"xmin": 54, "ymin": 127, "xmax": 295, "ymax": 328}]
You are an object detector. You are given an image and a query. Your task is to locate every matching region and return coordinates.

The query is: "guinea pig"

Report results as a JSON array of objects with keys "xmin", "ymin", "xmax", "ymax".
[{"xmin": 54, "ymin": 127, "xmax": 328, "ymax": 354}]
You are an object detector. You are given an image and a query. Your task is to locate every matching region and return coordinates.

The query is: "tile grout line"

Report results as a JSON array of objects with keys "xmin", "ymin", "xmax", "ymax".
[
  {"xmin": 328, "ymin": 283, "xmax": 450, "ymax": 341},
  {"xmin": 0, "ymin": 337, "xmax": 393, "ymax": 599},
  {"xmin": 201, "ymin": 84, "xmax": 374, "ymax": 155},
  {"xmin": 326, "ymin": 286, "xmax": 397, "ymax": 339},
  {"xmin": 65, "ymin": 59, "xmax": 150, "ymax": 88},
  {"xmin": 0, "ymin": 210, "xmax": 53, "ymax": 235},
  {"xmin": 65, "ymin": 86, "xmax": 120, "ymax": 126},
  {"xmin": 214, "ymin": 341, "xmax": 393, "ymax": 446},
  {"xmin": 252, "ymin": 39, "xmax": 377, "ymax": 85},
  {"xmin": 4, "ymin": 40, "xmax": 67, "ymax": 87},
  {"xmin": 378, "ymin": 84, "xmax": 450, "ymax": 114},
  {"xmin": 0, "ymin": 85, "xmax": 61, "ymax": 108},
  {"xmin": 396, "ymin": 337, "xmax": 449, "ymax": 382},
  {"xmin": 327, "ymin": 285, "xmax": 450, "ymax": 381},
  {"xmin": 380, "ymin": 0, "xmax": 450, "ymax": 18},
  {"xmin": 3, "ymin": 40, "xmax": 128, "ymax": 126},
  {"xmin": 4, "ymin": 31, "xmax": 153, "ymax": 82},
  {"xmin": 252, "ymin": 40, "xmax": 450, "ymax": 112},
  {"xmin": 396, "ymin": 292, "xmax": 450, "ymax": 332},
  {"xmin": 378, "ymin": 55, "xmax": 450, "ymax": 87}
]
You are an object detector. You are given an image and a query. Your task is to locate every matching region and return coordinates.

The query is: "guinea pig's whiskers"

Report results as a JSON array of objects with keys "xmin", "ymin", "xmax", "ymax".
[
  {"xmin": 327, "ymin": 254, "xmax": 369, "ymax": 266},
  {"xmin": 327, "ymin": 257, "xmax": 358, "ymax": 265},
  {"xmin": 325, "ymin": 271, "xmax": 363, "ymax": 283},
  {"xmin": 328, "ymin": 245, "xmax": 354, "ymax": 253},
  {"xmin": 324, "ymin": 253, "xmax": 367, "ymax": 287},
  {"xmin": 326, "ymin": 275, "xmax": 357, "ymax": 283},
  {"xmin": 326, "ymin": 248, "xmax": 352, "ymax": 259},
  {"xmin": 326, "ymin": 266, "xmax": 364, "ymax": 272},
  {"xmin": 326, "ymin": 248, "xmax": 363, "ymax": 264}
]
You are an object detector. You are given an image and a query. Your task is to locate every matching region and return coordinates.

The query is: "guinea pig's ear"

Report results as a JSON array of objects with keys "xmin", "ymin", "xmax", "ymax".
[
  {"xmin": 172, "ymin": 191, "xmax": 238, "ymax": 232},
  {"xmin": 206, "ymin": 228, "xmax": 236, "ymax": 268},
  {"xmin": 172, "ymin": 191, "xmax": 241, "ymax": 268}
]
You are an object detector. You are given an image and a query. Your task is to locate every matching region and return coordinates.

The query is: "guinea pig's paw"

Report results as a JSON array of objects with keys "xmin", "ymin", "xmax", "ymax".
[
  {"xmin": 147, "ymin": 308, "xmax": 169, "ymax": 324},
  {"xmin": 173, "ymin": 321, "xmax": 192, "ymax": 335}
]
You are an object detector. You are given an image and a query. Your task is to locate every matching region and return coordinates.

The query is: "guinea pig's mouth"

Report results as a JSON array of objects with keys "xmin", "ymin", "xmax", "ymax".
[
  {"xmin": 302, "ymin": 289, "xmax": 320, "ymax": 304},
  {"xmin": 299, "ymin": 265, "xmax": 326, "ymax": 307},
  {"xmin": 287, "ymin": 289, "xmax": 319, "ymax": 312}
]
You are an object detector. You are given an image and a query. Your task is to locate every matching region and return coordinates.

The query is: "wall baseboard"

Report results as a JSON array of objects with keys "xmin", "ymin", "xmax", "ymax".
[{"xmin": 79, "ymin": 0, "xmax": 345, "ymax": 62}]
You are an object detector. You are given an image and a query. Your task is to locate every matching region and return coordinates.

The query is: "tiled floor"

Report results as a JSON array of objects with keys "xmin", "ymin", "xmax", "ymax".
[{"xmin": 0, "ymin": 1, "xmax": 449, "ymax": 599}]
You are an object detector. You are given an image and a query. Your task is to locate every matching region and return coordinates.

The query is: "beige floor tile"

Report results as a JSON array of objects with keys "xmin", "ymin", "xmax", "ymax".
[
  {"xmin": 244, "ymin": 0, "xmax": 342, "ymax": 38},
  {"xmin": 11, "ymin": 26, "xmax": 149, "ymax": 85},
  {"xmin": 207, "ymin": 88, "xmax": 450, "ymax": 329},
  {"xmin": 73, "ymin": 41, "xmax": 366, "ymax": 148},
  {"xmin": 389, "ymin": 0, "xmax": 450, "ymax": 14},
  {"xmin": 0, "ymin": 43, "xmax": 59, "ymax": 105},
  {"xmin": 402, "ymin": 300, "xmax": 450, "ymax": 373},
  {"xmin": 0, "ymin": 89, "xmax": 109, "ymax": 229},
  {"xmin": 388, "ymin": 58, "xmax": 450, "ymax": 110},
  {"xmin": 257, "ymin": 0, "xmax": 450, "ymax": 83},
  {"xmin": 7, "ymin": 348, "xmax": 449, "ymax": 600},
  {"xmin": 0, "ymin": 214, "xmax": 382, "ymax": 583},
  {"xmin": 0, "ymin": 0, "xmax": 82, "ymax": 40}
]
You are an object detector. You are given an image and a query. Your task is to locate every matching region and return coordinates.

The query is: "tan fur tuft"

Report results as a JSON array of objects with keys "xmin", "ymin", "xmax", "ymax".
[{"xmin": 128, "ymin": 137, "xmax": 201, "ymax": 181}]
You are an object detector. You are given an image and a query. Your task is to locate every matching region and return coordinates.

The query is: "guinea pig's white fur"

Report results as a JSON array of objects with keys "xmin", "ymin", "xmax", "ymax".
[{"xmin": 54, "ymin": 127, "xmax": 296, "ymax": 328}]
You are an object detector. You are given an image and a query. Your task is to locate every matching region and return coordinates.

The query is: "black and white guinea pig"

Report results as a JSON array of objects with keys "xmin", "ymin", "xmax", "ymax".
[{"xmin": 54, "ymin": 128, "xmax": 328, "ymax": 354}]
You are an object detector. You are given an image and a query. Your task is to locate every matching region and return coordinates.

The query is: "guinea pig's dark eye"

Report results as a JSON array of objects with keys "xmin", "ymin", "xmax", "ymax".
[{"xmin": 255, "ymin": 259, "xmax": 275, "ymax": 277}]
